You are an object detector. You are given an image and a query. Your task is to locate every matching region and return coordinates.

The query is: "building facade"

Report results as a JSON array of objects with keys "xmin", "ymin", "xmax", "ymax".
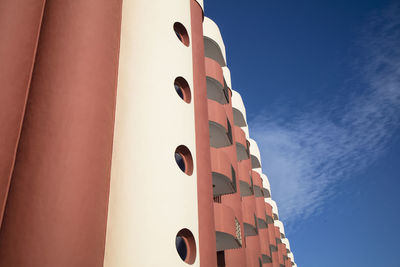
[{"xmin": 0, "ymin": 0, "xmax": 296, "ymax": 266}]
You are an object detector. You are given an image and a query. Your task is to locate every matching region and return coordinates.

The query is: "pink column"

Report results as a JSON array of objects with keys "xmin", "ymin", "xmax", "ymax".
[
  {"xmin": 190, "ymin": 1, "xmax": 218, "ymax": 266},
  {"xmin": 0, "ymin": 0, "xmax": 46, "ymax": 226},
  {"xmin": 0, "ymin": 1, "xmax": 122, "ymax": 266},
  {"xmin": 221, "ymin": 92, "xmax": 247, "ymax": 267}
]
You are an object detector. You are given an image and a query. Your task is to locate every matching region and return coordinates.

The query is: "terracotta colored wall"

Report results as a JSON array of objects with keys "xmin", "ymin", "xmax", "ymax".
[
  {"xmin": 0, "ymin": 0, "xmax": 46, "ymax": 226},
  {"xmin": 222, "ymin": 94, "xmax": 247, "ymax": 267},
  {"xmin": 190, "ymin": 1, "xmax": 218, "ymax": 266},
  {"xmin": 0, "ymin": 1, "xmax": 122, "ymax": 266},
  {"xmin": 242, "ymin": 160, "xmax": 262, "ymax": 267}
]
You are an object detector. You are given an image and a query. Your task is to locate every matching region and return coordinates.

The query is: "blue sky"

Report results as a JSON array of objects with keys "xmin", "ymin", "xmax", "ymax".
[{"xmin": 206, "ymin": 1, "xmax": 400, "ymax": 266}]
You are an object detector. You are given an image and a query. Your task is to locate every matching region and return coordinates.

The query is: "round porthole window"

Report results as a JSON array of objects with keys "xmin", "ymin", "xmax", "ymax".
[
  {"xmin": 175, "ymin": 229, "xmax": 196, "ymax": 264},
  {"xmin": 174, "ymin": 145, "xmax": 193, "ymax": 175},
  {"xmin": 173, "ymin": 22, "xmax": 190, "ymax": 46},
  {"xmin": 174, "ymin": 77, "xmax": 191, "ymax": 103}
]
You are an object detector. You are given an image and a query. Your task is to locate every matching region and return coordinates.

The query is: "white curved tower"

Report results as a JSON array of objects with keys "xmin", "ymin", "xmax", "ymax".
[{"xmin": 104, "ymin": 1, "xmax": 200, "ymax": 266}]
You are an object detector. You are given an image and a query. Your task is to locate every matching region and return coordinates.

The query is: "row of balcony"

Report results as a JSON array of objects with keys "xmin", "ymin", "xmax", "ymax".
[
  {"xmin": 203, "ymin": 20, "xmax": 294, "ymax": 265},
  {"xmin": 210, "ymin": 135, "xmax": 271, "ymax": 199},
  {"xmin": 204, "ymin": 48, "xmax": 242, "ymax": 254},
  {"xmin": 208, "ymin": 104, "xmax": 271, "ymax": 197},
  {"xmin": 212, "ymin": 205, "xmax": 286, "ymax": 262},
  {"xmin": 204, "ymin": 16, "xmax": 295, "ymax": 267},
  {"xmin": 206, "ymin": 55, "xmax": 276, "ymax": 258}
]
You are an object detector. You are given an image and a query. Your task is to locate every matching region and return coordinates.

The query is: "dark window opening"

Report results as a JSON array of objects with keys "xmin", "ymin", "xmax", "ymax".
[
  {"xmin": 254, "ymin": 214, "xmax": 258, "ymax": 234},
  {"xmin": 174, "ymin": 145, "xmax": 193, "ymax": 175},
  {"xmin": 227, "ymin": 119, "xmax": 233, "ymax": 144},
  {"xmin": 223, "ymin": 85, "xmax": 230, "ymax": 104},
  {"xmin": 217, "ymin": 251, "xmax": 226, "ymax": 267},
  {"xmin": 173, "ymin": 22, "xmax": 190, "ymax": 46},
  {"xmin": 250, "ymin": 175, "xmax": 254, "ymax": 195},
  {"xmin": 175, "ymin": 228, "xmax": 196, "ymax": 264},
  {"xmin": 231, "ymin": 166, "xmax": 237, "ymax": 193},
  {"xmin": 176, "ymin": 236, "xmax": 187, "ymax": 261},
  {"xmin": 174, "ymin": 77, "xmax": 191, "ymax": 103}
]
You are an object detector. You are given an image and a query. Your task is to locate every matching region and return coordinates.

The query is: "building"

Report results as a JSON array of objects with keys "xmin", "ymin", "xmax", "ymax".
[{"xmin": 0, "ymin": 0, "xmax": 296, "ymax": 266}]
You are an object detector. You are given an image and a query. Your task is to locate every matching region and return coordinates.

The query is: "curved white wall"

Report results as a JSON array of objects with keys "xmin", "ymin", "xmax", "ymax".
[
  {"xmin": 203, "ymin": 17, "xmax": 227, "ymax": 66},
  {"xmin": 104, "ymin": 1, "xmax": 199, "ymax": 266}
]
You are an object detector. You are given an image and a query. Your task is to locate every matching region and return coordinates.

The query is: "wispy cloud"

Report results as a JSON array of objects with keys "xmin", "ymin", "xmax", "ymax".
[{"xmin": 250, "ymin": 3, "xmax": 400, "ymax": 226}]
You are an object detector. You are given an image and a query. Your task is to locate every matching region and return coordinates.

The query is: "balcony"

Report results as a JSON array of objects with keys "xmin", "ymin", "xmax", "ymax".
[
  {"xmin": 274, "ymin": 220, "xmax": 285, "ymax": 239},
  {"xmin": 231, "ymin": 90, "xmax": 247, "ymax": 127},
  {"xmin": 205, "ymin": 57, "xmax": 229, "ymax": 104},
  {"xmin": 257, "ymin": 217, "xmax": 268, "ymax": 230},
  {"xmin": 261, "ymin": 173, "xmax": 271, "ymax": 198},
  {"xmin": 238, "ymin": 161, "xmax": 252, "ymax": 197},
  {"xmin": 248, "ymin": 139, "xmax": 262, "ymax": 169},
  {"xmin": 262, "ymin": 187, "xmax": 271, "ymax": 198},
  {"xmin": 266, "ymin": 198, "xmax": 279, "ymax": 220},
  {"xmin": 287, "ymin": 252, "xmax": 294, "ymax": 265},
  {"xmin": 267, "ymin": 223, "xmax": 277, "ymax": 247},
  {"xmin": 214, "ymin": 202, "xmax": 242, "ymax": 251},
  {"xmin": 204, "ymin": 37, "xmax": 226, "ymax": 67},
  {"xmin": 242, "ymin": 199, "xmax": 257, "ymax": 237},
  {"xmin": 259, "ymin": 229, "xmax": 272, "ymax": 264},
  {"xmin": 205, "ymin": 57, "xmax": 224, "ymax": 85},
  {"xmin": 251, "ymin": 154, "xmax": 262, "ymax": 169},
  {"xmin": 203, "ymin": 17, "xmax": 226, "ymax": 67},
  {"xmin": 265, "ymin": 215, "xmax": 274, "ymax": 225},
  {"xmin": 270, "ymin": 244, "xmax": 279, "ymax": 264},
  {"xmin": 252, "ymin": 171, "xmax": 264, "ymax": 198},
  {"xmin": 262, "ymin": 253, "xmax": 273, "ymax": 264},
  {"xmin": 253, "ymin": 185, "xmax": 263, "ymax": 198},
  {"xmin": 278, "ymin": 243, "xmax": 287, "ymax": 266},
  {"xmin": 210, "ymin": 147, "xmax": 236, "ymax": 196},
  {"xmin": 208, "ymin": 99, "xmax": 232, "ymax": 148},
  {"xmin": 282, "ymin": 238, "xmax": 291, "ymax": 253},
  {"xmin": 232, "ymin": 107, "xmax": 247, "ymax": 127},
  {"xmin": 265, "ymin": 203, "xmax": 274, "ymax": 225},
  {"xmin": 234, "ymin": 126, "xmax": 249, "ymax": 161},
  {"xmin": 255, "ymin": 198, "xmax": 268, "ymax": 229}
]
